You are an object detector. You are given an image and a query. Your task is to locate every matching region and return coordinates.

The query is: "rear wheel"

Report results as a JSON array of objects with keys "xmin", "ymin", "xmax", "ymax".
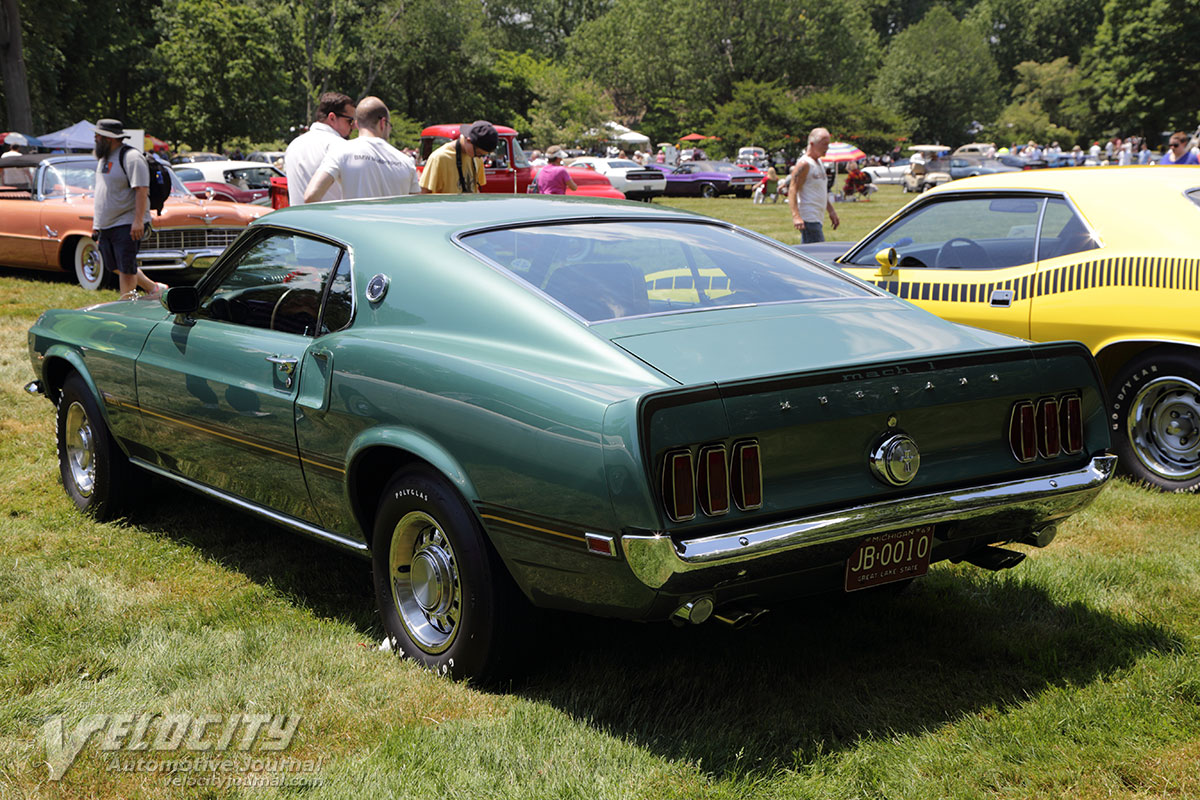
[
  {"xmin": 1109, "ymin": 349, "xmax": 1200, "ymax": 492},
  {"xmin": 372, "ymin": 468, "xmax": 525, "ymax": 681},
  {"xmin": 56, "ymin": 372, "xmax": 132, "ymax": 519},
  {"xmin": 73, "ymin": 236, "xmax": 106, "ymax": 290}
]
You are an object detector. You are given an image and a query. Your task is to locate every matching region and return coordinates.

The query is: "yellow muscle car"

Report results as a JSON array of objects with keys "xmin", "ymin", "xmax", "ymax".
[{"xmin": 808, "ymin": 166, "xmax": 1200, "ymax": 492}]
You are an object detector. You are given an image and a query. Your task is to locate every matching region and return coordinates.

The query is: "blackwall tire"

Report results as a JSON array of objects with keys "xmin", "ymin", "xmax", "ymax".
[
  {"xmin": 699, "ymin": 183, "xmax": 718, "ymax": 199},
  {"xmin": 372, "ymin": 468, "xmax": 525, "ymax": 682},
  {"xmin": 1108, "ymin": 348, "xmax": 1200, "ymax": 492},
  {"xmin": 73, "ymin": 237, "xmax": 106, "ymax": 291},
  {"xmin": 56, "ymin": 372, "xmax": 132, "ymax": 519}
]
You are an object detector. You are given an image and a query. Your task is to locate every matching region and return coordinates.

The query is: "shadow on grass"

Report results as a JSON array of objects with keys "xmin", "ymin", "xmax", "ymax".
[
  {"xmin": 516, "ymin": 573, "xmax": 1180, "ymax": 777},
  {"xmin": 128, "ymin": 480, "xmax": 379, "ymax": 636},
  {"xmin": 122, "ymin": 481, "xmax": 1178, "ymax": 778}
]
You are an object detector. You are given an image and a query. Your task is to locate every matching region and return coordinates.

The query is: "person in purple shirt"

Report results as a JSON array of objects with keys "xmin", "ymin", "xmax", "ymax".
[
  {"xmin": 1161, "ymin": 132, "xmax": 1200, "ymax": 165},
  {"xmin": 537, "ymin": 146, "xmax": 577, "ymax": 194}
]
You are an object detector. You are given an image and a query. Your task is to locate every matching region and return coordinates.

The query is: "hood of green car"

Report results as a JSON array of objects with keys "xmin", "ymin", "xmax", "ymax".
[{"xmin": 607, "ymin": 298, "xmax": 1022, "ymax": 384}]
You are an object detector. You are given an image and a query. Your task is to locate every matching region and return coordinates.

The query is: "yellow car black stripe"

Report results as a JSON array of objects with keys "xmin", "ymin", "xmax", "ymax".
[{"xmin": 872, "ymin": 257, "xmax": 1200, "ymax": 303}]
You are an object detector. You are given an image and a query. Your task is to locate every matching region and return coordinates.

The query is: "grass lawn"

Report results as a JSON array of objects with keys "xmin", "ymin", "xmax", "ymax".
[{"xmin": 1, "ymin": 194, "xmax": 1198, "ymax": 799}]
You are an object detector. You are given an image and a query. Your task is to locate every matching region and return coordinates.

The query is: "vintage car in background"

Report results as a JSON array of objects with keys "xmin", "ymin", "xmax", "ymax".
[
  {"xmin": 418, "ymin": 124, "xmax": 624, "ymax": 198},
  {"xmin": 174, "ymin": 160, "xmax": 284, "ymax": 204},
  {"xmin": 644, "ymin": 160, "xmax": 761, "ymax": 197},
  {"xmin": 0, "ymin": 153, "xmax": 268, "ymax": 289},
  {"xmin": 169, "ymin": 152, "xmax": 224, "ymax": 165},
  {"xmin": 247, "ymin": 150, "xmax": 286, "ymax": 165},
  {"xmin": 945, "ymin": 156, "xmax": 1022, "ymax": 180},
  {"xmin": 797, "ymin": 166, "xmax": 1200, "ymax": 492},
  {"xmin": 565, "ymin": 156, "xmax": 666, "ymax": 200},
  {"xmin": 28, "ymin": 194, "xmax": 1114, "ymax": 681},
  {"xmin": 863, "ymin": 158, "xmax": 910, "ymax": 185}
]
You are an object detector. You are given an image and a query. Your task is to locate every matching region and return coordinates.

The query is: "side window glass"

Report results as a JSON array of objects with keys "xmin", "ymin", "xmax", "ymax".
[
  {"xmin": 318, "ymin": 253, "xmax": 353, "ymax": 335},
  {"xmin": 488, "ymin": 141, "xmax": 510, "ymax": 170},
  {"xmin": 849, "ymin": 196, "xmax": 1041, "ymax": 270},
  {"xmin": 1039, "ymin": 197, "xmax": 1099, "ymax": 260},
  {"xmin": 195, "ymin": 232, "xmax": 343, "ymax": 336}
]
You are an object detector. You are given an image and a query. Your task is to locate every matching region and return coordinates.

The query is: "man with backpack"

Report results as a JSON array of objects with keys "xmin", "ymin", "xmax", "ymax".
[{"xmin": 92, "ymin": 118, "xmax": 166, "ymax": 299}]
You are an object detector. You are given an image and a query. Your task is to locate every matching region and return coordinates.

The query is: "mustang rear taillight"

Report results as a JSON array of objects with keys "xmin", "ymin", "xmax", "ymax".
[
  {"xmin": 660, "ymin": 439, "xmax": 761, "ymax": 521},
  {"xmin": 1009, "ymin": 393, "xmax": 1084, "ymax": 462},
  {"xmin": 662, "ymin": 450, "xmax": 695, "ymax": 522},
  {"xmin": 696, "ymin": 445, "xmax": 730, "ymax": 516},
  {"xmin": 730, "ymin": 441, "xmax": 763, "ymax": 510},
  {"xmin": 1035, "ymin": 398, "xmax": 1060, "ymax": 458},
  {"xmin": 1009, "ymin": 401, "xmax": 1037, "ymax": 462},
  {"xmin": 1060, "ymin": 395, "xmax": 1083, "ymax": 454}
]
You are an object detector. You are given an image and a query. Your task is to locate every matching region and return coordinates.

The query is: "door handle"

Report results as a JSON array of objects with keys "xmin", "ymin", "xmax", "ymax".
[
  {"xmin": 989, "ymin": 289, "xmax": 1014, "ymax": 308},
  {"xmin": 265, "ymin": 355, "xmax": 298, "ymax": 388}
]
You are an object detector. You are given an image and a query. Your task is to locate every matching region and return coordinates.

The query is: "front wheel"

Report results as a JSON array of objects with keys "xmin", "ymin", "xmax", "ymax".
[
  {"xmin": 56, "ymin": 372, "xmax": 132, "ymax": 519},
  {"xmin": 72, "ymin": 236, "xmax": 106, "ymax": 290},
  {"xmin": 372, "ymin": 468, "xmax": 524, "ymax": 681},
  {"xmin": 699, "ymin": 182, "xmax": 718, "ymax": 198},
  {"xmin": 1109, "ymin": 349, "xmax": 1200, "ymax": 492}
]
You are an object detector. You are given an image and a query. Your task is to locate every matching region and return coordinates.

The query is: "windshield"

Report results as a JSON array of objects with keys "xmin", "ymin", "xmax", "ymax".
[
  {"xmin": 463, "ymin": 221, "xmax": 868, "ymax": 323},
  {"xmin": 39, "ymin": 157, "xmax": 193, "ymax": 199},
  {"xmin": 223, "ymin": 166, "xmax": 279, "ymax": 190}
]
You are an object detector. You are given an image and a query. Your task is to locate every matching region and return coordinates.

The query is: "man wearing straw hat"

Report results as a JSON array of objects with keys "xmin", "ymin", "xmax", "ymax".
[{"xmin": 92, "ymin": 119, "xmax": 165, "ymax": 299}]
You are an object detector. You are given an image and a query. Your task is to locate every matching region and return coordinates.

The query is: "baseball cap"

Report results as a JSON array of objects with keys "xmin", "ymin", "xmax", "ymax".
[{"xmin": 466, "ymin": 121, "xmax": 498, "ymax": 153}]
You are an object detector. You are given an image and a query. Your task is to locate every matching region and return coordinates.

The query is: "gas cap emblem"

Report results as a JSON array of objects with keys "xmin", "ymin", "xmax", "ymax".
[
  {"xmin": 365, "ymin": 273, "xmax": 389, "ymax": 303},
  {"xmin": 870, "ymin": 433, "xmax": 921, "ymax": 486}
]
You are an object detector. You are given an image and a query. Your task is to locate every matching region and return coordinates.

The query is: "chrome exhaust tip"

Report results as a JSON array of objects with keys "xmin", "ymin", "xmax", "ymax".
[
  {"xmin": 712, "ymin": 606, "xmax": 769, "ymax": 629},
  {"xmin": 671, "ymin": 596, "xmax": 715, "ymax": 626},
  {"xmin": 23, "ymin": 380, "xmax": 44, "ymax": 396},
  {"xmin": 963, "ymin": 545, "xmax": 1027, "ymax": 571}
]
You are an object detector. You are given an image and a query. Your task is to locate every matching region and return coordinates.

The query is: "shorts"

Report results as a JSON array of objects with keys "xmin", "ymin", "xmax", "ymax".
[{"xmin": 97, "ymin": 225, "xmax": 142, "ymax": 275}]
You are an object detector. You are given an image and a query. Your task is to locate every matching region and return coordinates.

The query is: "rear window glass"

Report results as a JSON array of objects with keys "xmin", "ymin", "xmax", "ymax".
[
  {"xmin": 1188, "ymin": 188, "xmax": 1200, "ymax": 210},
  {"xmin": 462, "ymin": 221, "xmax": 867, "ymax": 322}
]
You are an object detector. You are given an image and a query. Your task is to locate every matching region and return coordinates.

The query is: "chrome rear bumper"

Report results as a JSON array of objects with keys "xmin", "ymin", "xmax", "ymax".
[{"xmin": 622, "ymin": 455, "xmax": 1116, "ymax": 589}]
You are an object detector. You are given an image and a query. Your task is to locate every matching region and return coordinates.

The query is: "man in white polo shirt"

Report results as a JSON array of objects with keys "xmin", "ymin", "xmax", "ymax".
[
  {"xmin": 303, "ymin": 97, "xmax": 420, "ymax": 202},
  {"xmin": 284, "ymin": 91, "xmax": 356, "ymax": 205}
]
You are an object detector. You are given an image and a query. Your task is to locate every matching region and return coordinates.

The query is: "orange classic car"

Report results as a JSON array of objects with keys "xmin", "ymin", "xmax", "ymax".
[{"xmin": 0, "ymin": 153, "xmax": 267, "ymax": 289}]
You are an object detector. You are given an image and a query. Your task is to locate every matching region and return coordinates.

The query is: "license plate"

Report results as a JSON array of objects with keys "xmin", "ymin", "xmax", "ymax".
[{"xmin": 844, "ymin": 525, "xmax": 934, "ymax": 592}]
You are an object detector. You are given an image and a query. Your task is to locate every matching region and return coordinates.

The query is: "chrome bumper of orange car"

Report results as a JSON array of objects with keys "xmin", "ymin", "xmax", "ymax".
[
  {"xmin": 621, "ymin": 455, "xmax": 1117, "ymax": 589},
  {"xmin": 136, "ymin": 247, "xmax": 226, "ymax": 271}
]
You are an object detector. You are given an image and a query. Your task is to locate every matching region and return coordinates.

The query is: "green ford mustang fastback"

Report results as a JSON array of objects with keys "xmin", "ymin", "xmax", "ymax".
[{"xmin": 26, "ymin": 194, "xmax": 1115, "ymax": 681}]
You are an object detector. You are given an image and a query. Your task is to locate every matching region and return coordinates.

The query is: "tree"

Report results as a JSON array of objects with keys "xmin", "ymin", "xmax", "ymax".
[
  {"xmin": 710, "ymin": 81, "xmax": 803, "ymax": 157},
  {"xmin": 155, "ymin": 0, "xmax": 290, "ymax": 148},
  {"xmin": 0, "ymin": 0, "xmax": 33, "ymax": 132},
  {"xmin": 967, "ymin": 0, "xmax": 1103, "ymax": 82},
  {"xmin": 870, "ymin": 6, "xmax": 1001, "ymax": 145},
  {"xmin": 794, "ymin": 90, "xmax": 911, "ymax": 155},
  {"xmin": 1083, "ymin": 0, "xmax": 1200, "ymax": 137}
]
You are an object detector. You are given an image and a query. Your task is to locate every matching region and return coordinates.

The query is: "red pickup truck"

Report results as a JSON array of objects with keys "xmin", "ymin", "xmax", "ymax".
[{"xmin": 419, "ymin": 124, "xmax": 624, "ymax": 198}]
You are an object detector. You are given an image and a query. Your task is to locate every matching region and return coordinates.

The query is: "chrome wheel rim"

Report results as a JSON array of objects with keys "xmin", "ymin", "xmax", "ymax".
[
  {"xmin": 389, "ymin": 511, "xmax": 461, "ymax": 653},
  {"xmin": 1128, "ymin": 376, "xmax": 1200, "ymax": 481},
  {"xmin": 77, "ymin": 241, "xmax": 103, "ymax": 288},
  {"xmin": 64, "ymin": 401, "xmax": 96, "ymax": 496}
]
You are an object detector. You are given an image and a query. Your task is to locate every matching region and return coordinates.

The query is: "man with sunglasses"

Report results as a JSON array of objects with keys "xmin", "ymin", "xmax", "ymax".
[
  {"xmin": 1160, "ymin": 132, "xmax": 1199, "ymax": 165},
  {"xmin": 419, "ymin": 120, "xmax": 497, "ymax": 194},
  {"xmin": 304, "ymin": 97, "xmax": 419, "ymax": 202},
  {"xmin": 285, "ymin": 92, "xmax": 356, "ymax": 204}
]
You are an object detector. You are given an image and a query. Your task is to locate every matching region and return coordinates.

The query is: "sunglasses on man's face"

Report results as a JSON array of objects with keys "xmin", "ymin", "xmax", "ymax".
[
  {"xmin": 335, "ymin": 113, "xmax": 357, "ymax": 125},
  {"xmin": 1171, "ymin": 141, "xmax": 1186, "ymax": 148}
]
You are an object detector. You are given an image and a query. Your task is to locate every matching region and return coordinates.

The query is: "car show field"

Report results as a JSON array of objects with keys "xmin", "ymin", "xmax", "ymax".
[{"xmin": 1, "ymin": 186, "xmax": 1198, "ymax": 799}]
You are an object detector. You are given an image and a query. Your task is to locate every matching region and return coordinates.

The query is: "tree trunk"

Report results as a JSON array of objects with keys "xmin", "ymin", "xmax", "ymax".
[{"xmin": 0, "ymin": 0, "xmax": 34, "ymax": 133}]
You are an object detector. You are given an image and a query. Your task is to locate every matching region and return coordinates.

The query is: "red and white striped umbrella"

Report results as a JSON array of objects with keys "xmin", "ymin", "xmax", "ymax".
[{"xmin": 820, "ymin": 142, "xmax": 867, "ymax": 163}]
